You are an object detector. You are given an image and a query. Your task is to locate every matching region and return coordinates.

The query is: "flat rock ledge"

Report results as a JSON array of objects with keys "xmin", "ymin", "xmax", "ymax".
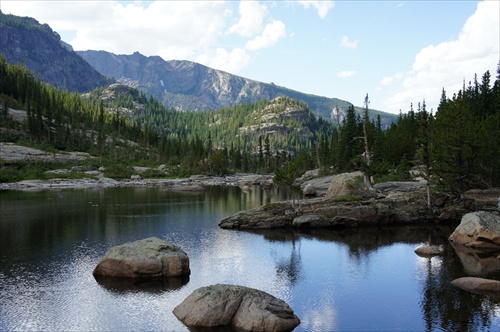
[
  {"xmin": 173, "ymin": 284, "xmax": 300, "ymax": 332},
  {"xmin": 219, "ymin": 195, "xmax": 434, "ymax": 229},
  {"xmin": 93, "ymin": 237, "xmax": 190, "ymax": 279},
  {"xmin": 451, "ymin": 277, "xmax": 500, "ymax": 298},
  {"xmin": 0, "ymin": 173, "xmax": 273, "ymax": 191}
]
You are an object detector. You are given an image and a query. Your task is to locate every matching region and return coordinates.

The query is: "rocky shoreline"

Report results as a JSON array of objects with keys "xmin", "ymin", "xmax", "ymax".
[
  {"xmin": 0, "ymin": 173, "xmax": 273, "ymax": 191},
  {"xmin": 220, "ymin": 172, "xmax": 500, "ymax": 229}
]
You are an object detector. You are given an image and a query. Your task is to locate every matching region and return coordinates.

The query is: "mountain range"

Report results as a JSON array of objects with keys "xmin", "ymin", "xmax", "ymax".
[{"xmin": 0, "ymin": 10, "xmax": 397, "ymax": 126}]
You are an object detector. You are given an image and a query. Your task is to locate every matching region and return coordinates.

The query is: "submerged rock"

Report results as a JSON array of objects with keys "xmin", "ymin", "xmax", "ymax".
[
  {"xmin": 173, "ymin": 284, "xmax": 300, "ymax": 331},
  {"xmin": 448, "ymin": 211, "xmax": 500, "ymax": 249},
  {"xmin": 93, "ymin": 237, "xmax": 190, "ymax": 279},
  {"xmin": 451, "ymin": 277, "xmax": 500, "ymax": 298}
]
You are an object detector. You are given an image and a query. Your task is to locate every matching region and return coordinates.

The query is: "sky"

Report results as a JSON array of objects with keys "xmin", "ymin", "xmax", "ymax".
[{"xmin": 2, "ymin": 0, "xmax": 499, "ymax": 114}]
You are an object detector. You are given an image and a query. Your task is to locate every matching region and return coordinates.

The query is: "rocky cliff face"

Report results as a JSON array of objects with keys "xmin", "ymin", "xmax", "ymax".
[
  {"xmin": 0, "ymin": 11, "xmax": 112, "ymax": 92},
  {"xmin": 76, "ymin": 50, "xmax": 395, "ymax": 125}
]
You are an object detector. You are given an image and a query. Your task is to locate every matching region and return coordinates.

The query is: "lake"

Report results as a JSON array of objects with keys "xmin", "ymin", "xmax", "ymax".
[{"xmin": 1, "ymin": 186, "xmax": 499, "ymax": 331}]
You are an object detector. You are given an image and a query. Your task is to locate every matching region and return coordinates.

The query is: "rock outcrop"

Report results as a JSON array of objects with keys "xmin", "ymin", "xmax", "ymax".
[
  {"xmin": 219, "ymin": 193, "xmax": 434, "ymax": 229},
  {"xmin": 93, "ymin": 237, "xmax": 190, "ymax": 279},
  {"xmin": 463, "ymin": 188, "xmax": 500, "ymax": 211},
  {"xmin": 173, "ymin": 284, "xmax": 300, "ymax": 331},
  {"xmin": 0, "ymin": 142, "xmax": 91, "ymax": 163},
  {"xmin": 448, "ymin": 211, "xmax": 500, "ymax": 249},
  {"xmin": 451, "ymin": 277, "xmax": 500, "ymax": 298}
]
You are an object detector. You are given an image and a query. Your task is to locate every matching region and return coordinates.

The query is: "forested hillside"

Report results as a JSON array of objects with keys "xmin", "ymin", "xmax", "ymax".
[
  {"xmin": 1, "ymin": 53, "xmax": 499, "ymax": 194},
  {"xmin": 0, "ymin": 55, "xmax": 329, "ymax": 179}
]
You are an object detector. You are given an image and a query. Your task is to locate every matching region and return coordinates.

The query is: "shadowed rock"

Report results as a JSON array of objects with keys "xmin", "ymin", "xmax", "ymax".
[
  {"xmin": 448, "ymin": 211, "xmax": 500, "ymax": 249},
  {"xmin": 451, "ymin": 277, "xmax": 500, "ymax": 298},
  {"xmin": 93, "ymin": 237, "xmax": 190, "ymax": 279},
  {"xmin": 173, "ymin": 284, "xmax": 300, "ymax": 331}
]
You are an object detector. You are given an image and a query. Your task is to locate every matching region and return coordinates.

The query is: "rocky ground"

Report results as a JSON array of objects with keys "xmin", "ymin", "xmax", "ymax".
[{"xmin": 0, "ymin": 142, "xmax": 273, "ymax": 191}]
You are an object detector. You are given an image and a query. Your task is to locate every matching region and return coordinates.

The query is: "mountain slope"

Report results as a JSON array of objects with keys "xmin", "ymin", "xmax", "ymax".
[
  {"xmin": 0, "ymin": 11, "xmax": 112, "ymax": 92},
  {"xmin": 77, "ymin": 50, "xmax": 394, "ymax": 126}
]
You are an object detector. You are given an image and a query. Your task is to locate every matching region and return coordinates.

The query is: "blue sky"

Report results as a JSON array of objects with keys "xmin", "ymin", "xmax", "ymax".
[{"xmin": 2, "ymin": 1, "xmax": 499, "ymax": 114}]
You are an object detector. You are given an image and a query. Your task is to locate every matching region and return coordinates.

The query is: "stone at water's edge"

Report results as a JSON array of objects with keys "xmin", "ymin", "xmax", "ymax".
[
  {"xmin": 414, "ymin": 245, "xmax": 443, "ymax": 257},
  {"xmin": 93, "ymin": 237, "xmax": 190, "ymax": 279},
  {"xmin": 448, "ymin": 211, "xmax": 500, "ymax": 249},
  {"xmin": 219, "ymin": 195, "xmax": 434, "ymax": 229},
  {"xmin": 451, "ymin": 277, "xmax": 500, "ymax": 298},
  {"xmin": 173, "ymin": 284, "xmax": 300, "ymax": 332}
]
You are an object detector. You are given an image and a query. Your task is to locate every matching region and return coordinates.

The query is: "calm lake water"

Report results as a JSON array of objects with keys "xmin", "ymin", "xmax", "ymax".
[{"xmin": 1, "ymin": 186, "xmax": 499, "ymax": 331}]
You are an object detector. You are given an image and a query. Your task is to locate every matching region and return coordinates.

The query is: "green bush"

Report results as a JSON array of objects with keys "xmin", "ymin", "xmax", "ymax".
[{"xmin": 102, "ymin": 164, "xmax": 135, "ymax": 179}]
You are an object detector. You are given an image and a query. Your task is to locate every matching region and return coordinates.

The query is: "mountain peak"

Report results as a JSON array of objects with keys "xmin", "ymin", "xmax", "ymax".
[{"xmin": 0, "ymin": 12, "xmax": 112, "ymax": 92}]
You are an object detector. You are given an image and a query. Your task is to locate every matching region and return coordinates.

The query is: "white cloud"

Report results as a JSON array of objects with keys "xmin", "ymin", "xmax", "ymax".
[
  {"xmin": 381, "ymin": 0, "xmax": 500, "ymax": 113},
  {"xmin": 245, "ymin": 20, "xmax": 286, "ymax": 51},
  {"xmin": 340, "ymin": 36, "xmax": 358, "ymax": 49},
  {"xmin": 298, "ymin": 0, "xmax": 335, "ymax": 19},
  {"xmin": 199, "ymin": 47, "xmax": 252, "ymax": 73},
  {"xmin": 337, "ymin": 70, "xmax": 357, "ymax": 78},
  {"xmin": 380, "ymin": 72, "xmax": 405, "ymax": 86},
  {"xmin": 2, "ymin": 0, "xmax": 290, "ymax": 75},
  {"xmin": 2, "ymin": 1, "xmax": 231, "ymax": 60},
  {"xmin": 229, "ymin": 0, "xmax": 267, "ymax": 37}
]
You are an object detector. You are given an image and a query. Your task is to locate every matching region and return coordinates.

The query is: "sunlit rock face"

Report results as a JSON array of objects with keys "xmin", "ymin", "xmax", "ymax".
[
  {"xmin": 173, "ymin": 284, "xmax": 300, "ymax": 332},
  {"xmin": 93, "ymin": 237, "xmax": 190, "ymax": 279},
  {"xmin": 449, "ymin": 211, "xmax": 500, "ymax": 249}
]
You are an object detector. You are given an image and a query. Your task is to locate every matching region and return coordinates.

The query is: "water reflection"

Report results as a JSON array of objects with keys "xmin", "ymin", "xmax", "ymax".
[
  {"xmin": 1, "ymin": 187, "xmax": 499, "ymax": 331},
  {"xmin": 451, "ymin": 243, "xmax": 500, "ymax": 276},
  {"xmin": 243, "ymin": 226, "xmax": 500, "ymax": 331},
  {"xmin": 94, "ymin": 275, "xmax": 190, "ymax": 294}
]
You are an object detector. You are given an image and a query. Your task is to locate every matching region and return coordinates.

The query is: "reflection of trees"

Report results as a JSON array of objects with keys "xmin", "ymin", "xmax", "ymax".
[
  {"xmin": 275, "ymin": 236, "xmax": 302, "ymax": 286},
  {"xmin": 418, "ymin": 229, "xmax": 500, "ymax": 332},
  {"xmin": 252, "ymin": 230, "xmax": 304, "ymax": 288},
  {"xmin": 252, "ymin": 225, "xmax": 500, "ymax": 331}
]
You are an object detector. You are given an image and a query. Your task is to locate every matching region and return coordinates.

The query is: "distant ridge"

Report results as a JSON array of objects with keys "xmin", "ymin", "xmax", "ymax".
[
  {"xmin": 78, "ymin": 50, "xmax": 397, "ymax": 126},
  {"xmin": 0, "ymin": 10, "xmax": 396, "ymax": 126}
]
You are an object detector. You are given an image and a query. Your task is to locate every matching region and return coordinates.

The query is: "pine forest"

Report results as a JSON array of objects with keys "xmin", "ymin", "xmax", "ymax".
[{"xmin": 1, "ymin": 55, "xmax": 499, "ymax": 195}]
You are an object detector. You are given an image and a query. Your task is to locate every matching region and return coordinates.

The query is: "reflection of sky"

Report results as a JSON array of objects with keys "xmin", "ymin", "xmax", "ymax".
[{"xmin": 2, "ymin": 188, "xmax": 500, "ymax": 331}]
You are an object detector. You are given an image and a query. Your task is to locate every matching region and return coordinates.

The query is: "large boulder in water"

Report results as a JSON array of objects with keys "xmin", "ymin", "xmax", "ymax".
[
  {"xmin": 448, "ymin": 211, "xmax": 500, "ymax": 249},
  {"xmin": 93, "ymin": 237, "xmax": 190, "ymax": 279},
  {"xmin": 173, "ymin": 284, "xmax": 300, "ymax": 331}
]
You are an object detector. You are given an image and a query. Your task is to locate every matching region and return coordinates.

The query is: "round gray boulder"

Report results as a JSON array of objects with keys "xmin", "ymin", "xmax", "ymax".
[
  {"xmin": 173, "ymin": 284, "xmax": 300, "ymax": 331},
  {"xmin": 93, "ymin": 237, "xmax": 190, "ymax": 279}
]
